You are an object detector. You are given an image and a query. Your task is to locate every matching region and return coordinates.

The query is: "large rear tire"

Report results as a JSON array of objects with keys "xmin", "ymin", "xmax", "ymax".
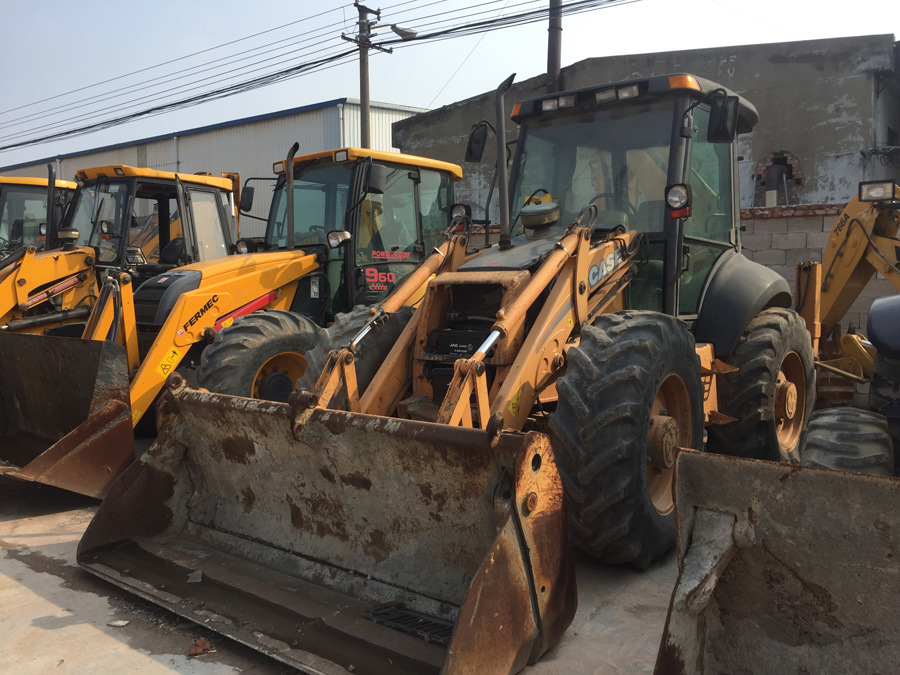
[
  {"xmin": 549, "ymin": 311, "xmax": 704, "ymax": 569},
  {"xmin": 869, "ymin": 353, "xmax": 900, "ymax": 473},
  {"xmin": 298, "ymin": 305, "xmax": 414, "ymax": 394},
  {"xmin": 800, "ymin": 407, "xmax": 894, "ymax": 476},
  {"xmin": 198, "ymin": 310, "xmax": 319, "ymax": 401},
  {"xmin": 708, "ymin": 308, "xmax": 814, "ymax": 463}
]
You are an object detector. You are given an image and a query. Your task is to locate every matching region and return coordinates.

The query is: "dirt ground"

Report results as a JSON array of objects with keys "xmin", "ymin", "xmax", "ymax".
[{"xmin": 0, "ymin": 475, "xmax": 677, "ymax": 674}]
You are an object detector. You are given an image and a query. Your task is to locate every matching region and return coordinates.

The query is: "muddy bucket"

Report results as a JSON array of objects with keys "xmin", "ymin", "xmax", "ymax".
[
  {"xmin": 656, "ymin": 451, "xmax": 900, "ymax": 673},
  {"xmin": 0, "ymin": 332, "xmax": 135, "ymax": 497},
  {"xmin": 78, "ymin": 374, "xmax": 576, "ymax": 674}
]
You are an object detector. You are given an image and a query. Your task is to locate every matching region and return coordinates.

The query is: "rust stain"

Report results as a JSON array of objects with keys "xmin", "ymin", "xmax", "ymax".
[
  {"xmin": 339, "ymin": 472, "xmax": 372, "ymax": 491},
  {"xmin": 220, "ymin": 435, "xmax": 255, "ymax": 465},
  {"xmin": 240, "ymin": 487, "xmax": 256, "ymax": 512},
  {"xmin": 362, "ymin": 529, "xmax": 391, "ymax": 563},
  {"xmin": 287, "ymin": 496, "xmax": 305, "ymax": 530}
]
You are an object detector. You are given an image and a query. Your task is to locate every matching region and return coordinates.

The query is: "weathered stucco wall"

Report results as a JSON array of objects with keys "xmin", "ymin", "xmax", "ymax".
[{"xmin": 394, "ymin": 34, "xmax": 900, "ymax": 216}]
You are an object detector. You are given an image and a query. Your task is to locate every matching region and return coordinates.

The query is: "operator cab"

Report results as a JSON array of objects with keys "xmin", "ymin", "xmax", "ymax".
[
  {"xmin": 248, "ymin": 148, "xmax": 462, "ymax": 322},
  {"xmin": 506, "ymin": 74, "xmax": 757, "ymax": 318},
  {"xmin": 67, "ymin": 166, "xmax": 235, "ymax": 286}
]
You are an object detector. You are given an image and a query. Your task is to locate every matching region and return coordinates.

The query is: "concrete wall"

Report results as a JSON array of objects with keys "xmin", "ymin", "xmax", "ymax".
[
  {"xmin": 394, "ymin": 35, "xmax": 900, "ymax": 216},
  {"xmin": 739, "ymin": 205, "xmax": 897, "ymax": 333},
  {"xmin": 393, "ymin": 34, "xmax": 900, "ymax": 335}
]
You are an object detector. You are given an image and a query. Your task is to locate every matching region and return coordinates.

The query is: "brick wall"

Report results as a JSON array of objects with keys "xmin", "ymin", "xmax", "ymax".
[{"xmin": 739, "ymin": 205, "xmax": 898, "ymax": 333}]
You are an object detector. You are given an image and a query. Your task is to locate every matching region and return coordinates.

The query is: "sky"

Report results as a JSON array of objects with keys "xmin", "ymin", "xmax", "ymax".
[{"xmin": 1, "ymin": 0, "xmax": 897, "ymax": 169}]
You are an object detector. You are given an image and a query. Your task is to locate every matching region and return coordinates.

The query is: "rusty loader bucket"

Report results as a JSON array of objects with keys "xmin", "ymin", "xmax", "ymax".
[
  {"xmin": 78, "ymin": 374, "xmax": 576, "ymax": 674},
  {"xmin": 656, "ymin": 451, "xmax": 900, "ymax": 673},
  {"xmin": 0, "ymin": 332, "xmax": 135, "ymax": 498}
]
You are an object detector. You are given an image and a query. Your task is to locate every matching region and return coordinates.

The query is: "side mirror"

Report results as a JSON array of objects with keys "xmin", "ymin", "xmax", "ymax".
[
  {"xmin": 327, "ymin": 230, "xmax": 352, "ymax": 249},
  {"xmin": 239, "ymin": 186, "xmax": 255, "ymax": 212},
  {"xmin": 365, "ymin": 164, "xmax": 387, "ymax": 195},
  {"xmin": 465, "ymin": 122, "xmax": 490, "ymax": 163},
  {"xmin": 707, "ymin": 94, "xmax": 739, "ymax": 143}
]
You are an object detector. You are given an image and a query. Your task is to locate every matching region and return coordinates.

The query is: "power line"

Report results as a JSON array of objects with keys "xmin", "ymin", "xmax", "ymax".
[
  {"xmin": 0, "ymin": 0, "xmax": 637, "ymax": 154},
  {"xmin": 0, "ymin": 5, "xmax": 346, "ymax": 117}
]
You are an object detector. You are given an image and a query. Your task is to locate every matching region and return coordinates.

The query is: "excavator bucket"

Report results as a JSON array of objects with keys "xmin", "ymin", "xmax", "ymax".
[
  {"xmin": 656, "ymin": 451, "xmax": 900, "ymax": 674},
  {"xmin": 0, "ymin": 332, "xmax": 135, "ymax": 498},
  {"xmin": 78, "ymin": 374, "xmax": 576, "ymax": 674}
]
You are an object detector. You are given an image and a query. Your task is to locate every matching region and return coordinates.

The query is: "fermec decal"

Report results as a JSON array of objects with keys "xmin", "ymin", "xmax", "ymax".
[
  {"xmin": 365, "ymin": 268, "xmax": 396, "ymax": 292},
  {"xmin": 588, "ymin": 249, "xmax": 625, "ymax": 289},
  {"xmin": 155, "ymin": 346, "xmax": 183, "ymax": 378},
  {"xmin": 372, "ymin": 250, "xmax": 411, "ymax": 260},
  {"xmin": 181, "ymin": 294, "xmax": 219, "ymax": 333}
]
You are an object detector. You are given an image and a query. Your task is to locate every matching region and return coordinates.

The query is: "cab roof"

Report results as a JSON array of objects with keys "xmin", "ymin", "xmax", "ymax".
[
  {"xmin": 74, "ymin": 165, "xmax": 234, "ymax": 190},
  {"xmin": 512, "ymin": 73, "xmax": 758, "ymax": 134},
  {"xmin": 0, "ymin": 176, "xmax": 78, "ymax": 190},
  {"xmin": 277, "ymin": 147, "xmax": 463, "ymax": 181}
]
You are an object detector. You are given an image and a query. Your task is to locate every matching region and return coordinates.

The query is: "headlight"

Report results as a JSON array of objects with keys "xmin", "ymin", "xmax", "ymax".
[
  {"xmin": 859, "ymin": 180, "xmax": 896, "ymax": 202},
  {"xmin": 665, "ymin": 184, "xmax": 692, "ymax": 219}
]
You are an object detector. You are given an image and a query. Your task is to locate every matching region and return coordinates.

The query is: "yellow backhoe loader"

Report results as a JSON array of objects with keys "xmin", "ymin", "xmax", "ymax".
[
  {"xmin": 1, "ymin": 165, "xmax": 238, "ymax": 336},
  {"xmin": 79, "ymin": 74, "xmax": 816, "ymax": 672},
  {"xmin": 0, "ymin": 146, "xmax": 463, "ymax": 497},
  {"xmin": 795, "ymin": 180, "xmax": 900, "ymax": 395}
]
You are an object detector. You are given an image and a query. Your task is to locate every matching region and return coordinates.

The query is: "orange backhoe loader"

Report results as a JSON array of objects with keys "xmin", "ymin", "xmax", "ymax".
[{"xmin": 78, "ymin": 74, "xmax": 818, "ymax": 672}]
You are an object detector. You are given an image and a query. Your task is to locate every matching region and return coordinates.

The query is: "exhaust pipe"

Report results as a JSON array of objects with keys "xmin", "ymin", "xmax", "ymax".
[
  {"xmin": 494, "ymin": 74, "xmax": 515, "ymax": 251},
  {"xmin": 285, "ymin": 142, "xmax": 299, "ymax": 251},
  {"xmin": 46, "ymin": 163, "xmax": 58, "ymax": 249}
]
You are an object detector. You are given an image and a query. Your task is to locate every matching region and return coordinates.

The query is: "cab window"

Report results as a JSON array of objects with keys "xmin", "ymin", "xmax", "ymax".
[{"xmin": 189, "ymin": 189, "xmax": 229, "ymax": 261}]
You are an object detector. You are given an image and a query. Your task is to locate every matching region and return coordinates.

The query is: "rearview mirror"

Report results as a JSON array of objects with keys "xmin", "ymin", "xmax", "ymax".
[
  {"xmin": 708, "ymin": 94, "xmax": 739, "ymax": 143},
  {"xmin": 365, "ymin": 163, "xmax": 387, "ymax": 195},
  {"xmin": 465, "ymin": 122, "xmax": 490, "ymax": 163},
  {"xmin": 239, "ymin": 186, "xmax": 255, "ymax": 212}
]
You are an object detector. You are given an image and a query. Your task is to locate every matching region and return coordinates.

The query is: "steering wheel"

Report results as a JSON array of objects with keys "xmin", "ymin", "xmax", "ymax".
[{"xmin": 590, "ymin": 192, "xmax": 637, "ymax": 216}]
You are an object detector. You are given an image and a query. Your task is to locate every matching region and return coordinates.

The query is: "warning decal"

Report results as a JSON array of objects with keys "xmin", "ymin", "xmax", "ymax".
[{"xmin": 155, "ymin": 347, "xmax": 183, "ymax": 378}]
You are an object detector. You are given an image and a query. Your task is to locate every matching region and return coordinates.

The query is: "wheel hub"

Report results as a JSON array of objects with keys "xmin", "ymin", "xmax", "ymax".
[
  {"xmin": 257, "ymin": 370, "xmax": 294, "ymax": 402},
  {"xmin": 775, "ymin": 377, "xmax": 798, "ymax": 421},
  {"xmin": 648, "ymin": 415, "xmax": 679, "ymax": 469}
]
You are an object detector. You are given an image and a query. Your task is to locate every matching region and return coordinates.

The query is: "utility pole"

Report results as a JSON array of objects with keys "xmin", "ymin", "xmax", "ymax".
[
  {"xmin": 343, "ymin": 2, "xmax": 417, "ymax": 149},
  {"xmin": 547, "ymin": 0, "xmax": 562, "ymax": 94}
]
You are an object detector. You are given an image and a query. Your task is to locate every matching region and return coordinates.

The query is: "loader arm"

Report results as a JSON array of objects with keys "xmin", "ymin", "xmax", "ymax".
[
  {"xmin": 0, "ymin": 246, "xmax": 98, "ymax": 331},
  {"xmin": 428, "ymin": 227, "xmax": 638, "ymax": 430},
  {"xmin": 796, "ymin": 188, "xmax": 900, "ymax": 354}
]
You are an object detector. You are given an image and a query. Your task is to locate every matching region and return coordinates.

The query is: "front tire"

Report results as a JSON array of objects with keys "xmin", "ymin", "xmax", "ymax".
[
  {"xmin": 800, "ymin": 407, "xmax": 894, "ymax": 476},
  {"xmin": 708, "ymin": 308, "xmax": 815, "ymax": 462},
  {"xmin": 198, "ymin": 310, "xmax": 319, "ymax": 401},
  {"xmin": 550, "ymin": 311, "xmax": 704, "ymax": 569}
]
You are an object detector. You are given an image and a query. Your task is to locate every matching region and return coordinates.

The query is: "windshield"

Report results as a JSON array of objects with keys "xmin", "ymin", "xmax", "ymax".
[
  {"xmin": 266, "ymin": 163, "xmax": 352, "ymax": 248},
  {"xmin": 67, "ymin": 181, "xmax": 130, "ymax": 263},
  {"xmin": 0, "ymin": 185, "xmax": 50, "ymax": 256},
  {"xmin": 510, "ymin": 100, "xmax": 676, "ymax": 234}
]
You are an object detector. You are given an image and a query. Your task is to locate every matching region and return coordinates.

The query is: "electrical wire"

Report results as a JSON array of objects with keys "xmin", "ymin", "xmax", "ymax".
[
  {"xmin": 0, "ymin": 0, "xmax": 637, "ymax": 154},
  {"xmin": 0, "ymin": 0, "xmax": 545, "ymax": 135}
]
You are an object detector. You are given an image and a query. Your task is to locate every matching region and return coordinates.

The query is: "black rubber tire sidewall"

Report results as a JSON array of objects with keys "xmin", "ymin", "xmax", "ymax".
[
  {"xmin": 869, "ymin": 352, "xmax": 900, "ymax": 473},
  {"xmin": 549, "ymin": 311, "xmax": 704, "ymax": 569},
  {"xmin": 198, "ymin": 310, "xmax": 319, "ymax": 399},
  {"xmin": 708, "ymin": 308, "xmax": 815, "ymax": 462}
]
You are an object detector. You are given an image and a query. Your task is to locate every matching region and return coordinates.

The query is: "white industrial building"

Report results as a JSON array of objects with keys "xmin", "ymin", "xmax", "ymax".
[{"xmin": 0, "ymin": 98, "xmax": 426, "ymax": 235}]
